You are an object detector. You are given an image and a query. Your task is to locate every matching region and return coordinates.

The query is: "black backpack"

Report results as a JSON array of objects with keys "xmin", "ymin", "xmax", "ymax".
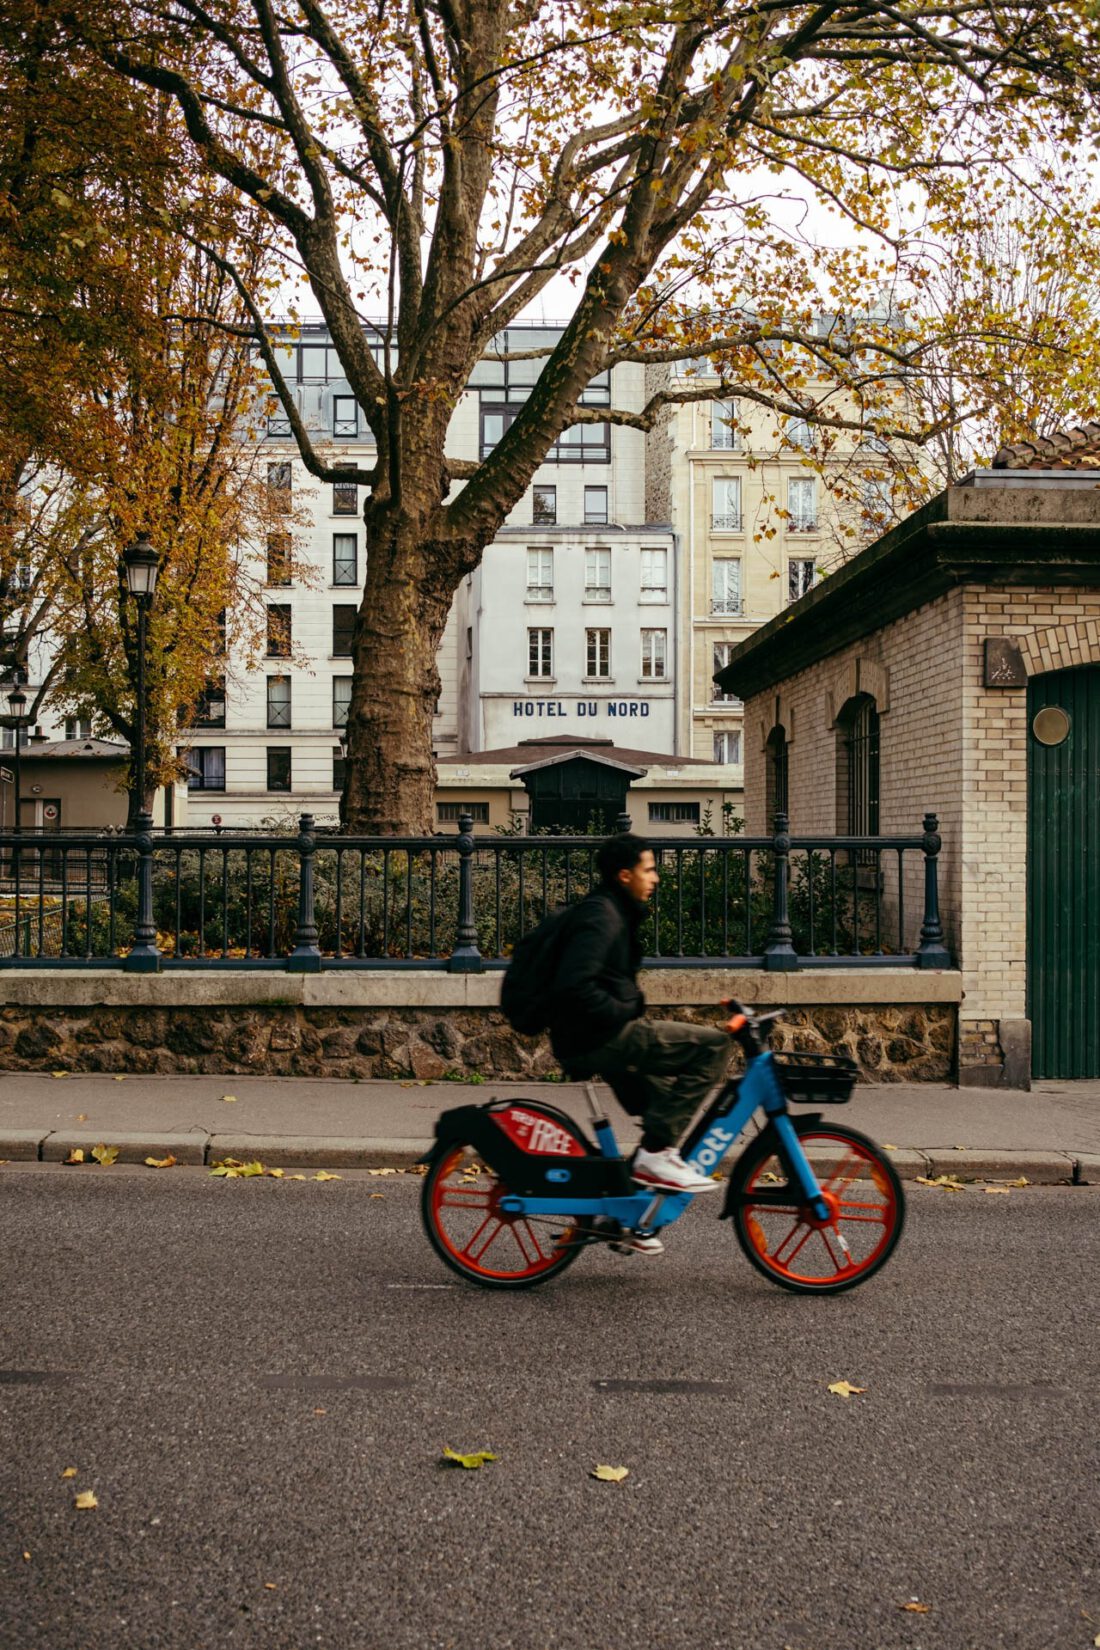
[{"xmin": 500, "ymin": 904, "xmax": 577, "ymax": 1035}]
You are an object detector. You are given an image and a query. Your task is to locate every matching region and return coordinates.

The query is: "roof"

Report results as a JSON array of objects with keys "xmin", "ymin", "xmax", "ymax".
[
  {"xmin": 21, "ymin": 739, "xmax": 129, "ymax": 761},
  {"xmin": 713, "ymin": 477, "xmax": 1100, "ymax": 699},
  {"xmin": 450, "ymin": 736, "xmax": 708, "ymax": 768},
  {"xmin": 993, "ymin": 421, "xmax": 1100, "ymax": 471}
]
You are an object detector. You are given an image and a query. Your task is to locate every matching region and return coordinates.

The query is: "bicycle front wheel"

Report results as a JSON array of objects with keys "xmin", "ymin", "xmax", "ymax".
[
  {"xmin": 421, "ymin": 1143, "xmax": 587, "ymax": 1290},
  {"xmin": 728, "ymin": 1119, "xmax": 904, "ymax": 1294}
]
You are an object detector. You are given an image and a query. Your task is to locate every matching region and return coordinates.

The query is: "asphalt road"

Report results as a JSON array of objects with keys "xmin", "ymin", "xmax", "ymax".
[{"xmin": 1, "ymin": 1166, "xmax": 1098, "ymax": 1650}]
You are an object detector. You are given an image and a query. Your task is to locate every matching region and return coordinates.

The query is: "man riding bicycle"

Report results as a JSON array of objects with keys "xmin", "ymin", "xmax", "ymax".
[{"xmin": 547, "ymin": 834, "xmax": 729, "ymax": 1222}]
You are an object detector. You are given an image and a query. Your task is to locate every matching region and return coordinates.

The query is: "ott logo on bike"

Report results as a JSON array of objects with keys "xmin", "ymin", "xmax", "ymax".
[{"xmin": 694, "ymin": 1124, "xmax": 735, "ymax": 1172}]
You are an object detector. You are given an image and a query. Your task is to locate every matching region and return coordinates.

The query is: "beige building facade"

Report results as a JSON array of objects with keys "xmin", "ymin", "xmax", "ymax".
[{"xmin": 716, "ymin": 452, "xmax": 1100, "ymax": 1086}]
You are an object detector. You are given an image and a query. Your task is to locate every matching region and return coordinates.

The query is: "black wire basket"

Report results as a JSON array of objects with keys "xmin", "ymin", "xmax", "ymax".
[{"xmin": 772, "ymin": 1052, "xmax": 858, "ymax": 1104}]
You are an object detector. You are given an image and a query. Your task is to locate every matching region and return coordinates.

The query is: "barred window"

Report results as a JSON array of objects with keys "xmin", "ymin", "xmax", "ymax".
[
  {"xmin": 333, "ymin": 533, "xmax": 358, "ymax": 586},
  {"xmin": 332, "ymin": 676, "xmax": 352, "ymax": 728},
  {"xmin": 266, "ymin": 675, "xmax": 291, "ymax": 729}
]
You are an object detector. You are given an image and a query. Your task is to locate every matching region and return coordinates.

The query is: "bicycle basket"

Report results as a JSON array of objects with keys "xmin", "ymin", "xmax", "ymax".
[{"xmin": 772, "ymin": 1052, "xmax": 858, "ymax": 1105}]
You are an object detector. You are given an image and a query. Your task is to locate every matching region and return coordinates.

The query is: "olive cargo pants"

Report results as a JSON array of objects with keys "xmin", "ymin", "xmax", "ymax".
[{"xmin": 568, "ymin": 1018, "xmax": 730, "ymax": 1150}]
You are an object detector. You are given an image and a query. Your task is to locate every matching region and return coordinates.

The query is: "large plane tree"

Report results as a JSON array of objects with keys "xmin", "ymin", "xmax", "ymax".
[{"xmin": 63, "ymin": 0, "xmax": 1100, "ymax": 831}]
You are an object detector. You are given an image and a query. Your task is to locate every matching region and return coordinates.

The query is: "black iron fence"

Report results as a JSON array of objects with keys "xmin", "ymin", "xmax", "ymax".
[{"xmin": 0, "ymin": 812, "xmax": 951, "ymax": 972}]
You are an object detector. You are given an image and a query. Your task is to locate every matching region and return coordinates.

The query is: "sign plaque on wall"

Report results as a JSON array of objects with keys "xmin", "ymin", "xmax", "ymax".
[{"xmin": 984, "ymin": 638, "xmax": 1026, "ymax": 688}]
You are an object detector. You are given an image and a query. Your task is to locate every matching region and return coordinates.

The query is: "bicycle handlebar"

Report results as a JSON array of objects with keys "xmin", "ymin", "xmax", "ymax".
[{"xmin": 721, "ymin": 999, "xmax": 785, "ymax": 1056}]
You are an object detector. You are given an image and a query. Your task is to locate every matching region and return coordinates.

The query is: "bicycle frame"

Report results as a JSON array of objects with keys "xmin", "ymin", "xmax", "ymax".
[{"xmin": 495, "ymin": 1048, "xmax": 831, "ymax": 1233}]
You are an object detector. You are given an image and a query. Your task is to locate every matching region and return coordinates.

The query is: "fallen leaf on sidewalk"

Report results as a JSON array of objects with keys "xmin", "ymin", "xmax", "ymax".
[
  {"xmin": 286, "ymin": 1173, "xmax": 307, "ymax": 1180},
  {"xmin": 1005, "ymin": 1176, "xmax": 1029, "ymax": 1188},
  {"xmin": 220, "ymin": 1094, "xmax": 238, "ymax": 1103},
  {"xmin": 954, "ymin": 1145, "xmax": 969, "ymax": 1151},
  {"xmin": 984, "ymin": 1186, "xmax": 1011, "ymax": 1195},
  {"xmin": 90, "ymin": 1143, "xmax": 119, "ymax": 1166},
  {"xmin": 591, "ymin": 1465, "xmax": 629, "ymax": 1482},
  {"xmin": 313, "ymin": 1171, "xmax": 341, "ymax": 1182},
  {"xmin": 73, "ymin": 1490, "xmax": 98, "ymax": 1510},
  {"xmin": 267, "ymin": 1167, "xmax": 285, "ymax": 1178},
  {"xmin": 900, "ymin": 1601, "xmax": 930, "ymax": 1614},
  {"xmin": 113, "ymin": 1075, "xmax": 125, "ymax": 1081},
  {"xmin": 144, "ymin": 1155, "xmax": 176, "ymax": 1169},
  {"xmin": 882, "ymin": 1143, "xmax": 898, "ymax": 1151},
  {"xmin": 64, "ymin": 1149, "xmax": 85, "ymax": 1164},
  {"xmin": 367, "ymin": 1167, "xmax": 398, "ymax": 1176},
  {"xmin": 76, "ymin": 1113, "xmax": 88, "ymax": 1123},
  {"xmin": 827, "ymin": 1381, "xmax": 867, "ymax": 1400},
  {"xmin": 61, "ymin": 1467, "xmax": 77, "ymax": 1479},
  {"xmin": 51, "ymin": 1071, "xmax": 68, "ymax": 1079},
  {"xmin": 442, "ymin": 1447, "xmax": 496, "ymax": 1469}
]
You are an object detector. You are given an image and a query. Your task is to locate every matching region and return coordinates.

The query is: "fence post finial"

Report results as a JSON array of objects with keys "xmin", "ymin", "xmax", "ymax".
[
  {"xmin": 288, "ymin": 812, "xmax": 322, "ymax": 972},
  {"xmin": 763, "ymin": 810, "xmax": 798, "ymax": 972},
  {"xmin": 916, "ymin": 811, "xmax": 950, "ymax": 969},
  {"xmin": 449, "ymin": 811, "xmax": 483, "ymax": 973}
]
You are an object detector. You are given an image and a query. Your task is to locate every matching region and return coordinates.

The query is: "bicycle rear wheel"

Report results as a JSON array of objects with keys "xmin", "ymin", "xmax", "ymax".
[
  {"xmin": 728, "ymin": 1119, "xmax": 904, "ymax": 1294},
  {"xmin": 422, "ymin": 1143, "xmax": 587, "ymax": 1290}
]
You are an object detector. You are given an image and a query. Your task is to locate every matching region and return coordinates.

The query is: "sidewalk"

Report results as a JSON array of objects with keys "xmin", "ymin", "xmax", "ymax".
[{"xmin": 1, "ymin": 1070, "xmax": 1098, "ymax": 1183}]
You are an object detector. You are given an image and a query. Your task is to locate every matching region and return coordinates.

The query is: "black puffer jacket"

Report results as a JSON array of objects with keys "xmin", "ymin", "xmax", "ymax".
[{"xmin": 547, "ymin": 884, "xmax": 646, "ymax": 1064}]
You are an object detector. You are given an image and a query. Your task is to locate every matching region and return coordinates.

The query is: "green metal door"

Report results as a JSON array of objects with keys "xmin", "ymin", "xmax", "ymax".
[{"xmin": 1027, "ymin": 664, "xmax": 1100, "ymax": 1077}]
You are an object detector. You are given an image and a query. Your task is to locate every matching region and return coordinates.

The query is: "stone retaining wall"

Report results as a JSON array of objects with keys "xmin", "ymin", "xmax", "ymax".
[{"xmin": 0, "ymin": 969, "xmax": 958, "ymax": 1081}]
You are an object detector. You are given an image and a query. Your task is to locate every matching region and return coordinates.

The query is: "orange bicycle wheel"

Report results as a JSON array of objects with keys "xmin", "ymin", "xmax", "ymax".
[
  {"xmin": 421, "ymin": 1144, "xmax": 588, "ymax": 1289},
  {"xmin": 728, "ymin": 1120, "xmax": 904, "ymax": 1294}
]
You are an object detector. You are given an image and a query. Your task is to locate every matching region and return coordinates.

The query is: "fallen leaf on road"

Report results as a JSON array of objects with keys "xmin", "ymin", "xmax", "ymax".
[
  {"xmin": 61, "ymin": 1467, "xmax": 78, "ymax": 1478},
  {"xmin": 916, "ymin": 1175, "xmax": 965, "ymax": 1191},
  {"xmin": 144, "ymin": 1155, "xmax": 176, "ymax": 1169},
  {"xmin": 1005, "ymin": 1176, "xmax": 1029, "ymax": 1188},
  {"xmin": 367, "ymin": 1167, "xmax": 398, "ymax": 1176},
  {"xmin": 209, "ymin": 1157, "xmax": 265, "ymax": 1178},
  {"xmin": 64, "ymin": 1149, "xmax": 85, "ymax": 1164},
  {"xmin": 73, "ymin": 1490, "xmax": 98, "ymax": 1510},
  {"xmin": 441, "ymin": 1447, "xmax": 496, "ymax": 1469},
  {"xmin": 22, "ymin": 1550, "xmax": 30, "ymax": 1561},
  {"xmin": 264, "ymin": 1583, "xmax": 277, "ymax": 1590},
  {"xmin": 90, "ymin": 1143, "xmax": 120, "ymax": 1166},
  {"xmin": 827, "ymin": 1381, "xmax": 867, "ymax": 1400},
  {"xmin": 591, "ymin": 1465, "xmax": 629, "ymax": 1482},
  {"xmin": 313, "ymin": 1408, "xmax": 326, "ymax": 1416},
  {"xmin": 221, "ymin": 1094, "xmax": 238, "ymax": 1103},
  {"xmin": 267, "ymin": 1167, "xmax": 285, "ymax": 1178},
  {"xmin": 900, "ymin": 1601, "xmax": 930, "ymax": 1613},
  {"xmin": 313, "ymin": 1171, "xmax": 341, "ymax": 1182},
  {"xmin": 370, "ymin": 1193, "xmax": 385, "ymax": 1199},
  {"xmin": 1093, "ymin": 1634, "xmax": 1100, "ymax": 1648},
  {"xmin": 984, "ymin": 1186, "xmax": 1011, "ymax": 1195},
  {"xmin": 287, "ymin": 1173, "xmax": 307, "ymax": 1180}
]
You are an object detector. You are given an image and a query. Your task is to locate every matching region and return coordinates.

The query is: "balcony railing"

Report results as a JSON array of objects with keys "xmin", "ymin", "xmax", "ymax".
[
  {"xmin": 711, "ymin": 513, "xmax": 743, "ymax": 531},
  {"xmin": 0, "ymin": 814, "xmax": 951, "ymax": 973}
]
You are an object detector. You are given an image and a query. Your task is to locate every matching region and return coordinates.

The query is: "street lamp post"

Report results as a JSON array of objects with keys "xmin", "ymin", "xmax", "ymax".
[
  {"xmin": 121, "ymin": 532, "xmax": 161, "ymax": 970},
  {"xmin": 6, "ymin": 683, "xmax": 27, "ymax": 839}
]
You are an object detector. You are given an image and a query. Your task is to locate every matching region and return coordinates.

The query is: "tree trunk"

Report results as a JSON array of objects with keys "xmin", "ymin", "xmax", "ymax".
[{"xmin": 341, "ymin": 519, "xmax": 467, "ymax": 835}]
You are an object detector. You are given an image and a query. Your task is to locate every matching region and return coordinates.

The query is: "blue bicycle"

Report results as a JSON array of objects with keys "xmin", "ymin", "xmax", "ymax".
[{"xmin": 421, "ymin": 1002, "xmax": 905, "ymax": 1294}]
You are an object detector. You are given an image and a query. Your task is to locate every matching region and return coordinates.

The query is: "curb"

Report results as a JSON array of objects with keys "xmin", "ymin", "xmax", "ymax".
[{"xmin": 0, "ymin": 1133, "xmax": 1093, "ymax": 1183}]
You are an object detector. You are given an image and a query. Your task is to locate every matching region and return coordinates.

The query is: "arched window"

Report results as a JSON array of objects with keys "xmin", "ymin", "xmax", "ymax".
[
  {"xmin": 765, "ymin": 724, "xmax": 788, "ymax": 827},
  {"xmin": 836, "ymin": 694, "xmax": 879, "ymax": 836}
]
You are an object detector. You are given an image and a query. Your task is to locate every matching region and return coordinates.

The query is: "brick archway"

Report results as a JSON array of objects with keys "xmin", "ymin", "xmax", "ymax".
[{"xmin": 1018, "ymin": 622, "xmax": 1100, "ymax": 678}]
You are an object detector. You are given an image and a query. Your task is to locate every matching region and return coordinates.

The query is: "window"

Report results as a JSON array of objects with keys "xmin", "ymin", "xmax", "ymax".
[
  {"xmin": 788, "ymin": 476, "xmax": 817, "ymax": 532},
  {"xmin": 333, "ymin": 533, "xmax": 358, "ymax": 586},
  {"xmin": 789, "ymin": 558, "xmax": 816, "ymax": 603},
  {"xmin": 197, "ymin": 686, "xmax": 234, "ymax": 747},
  {"xmin": 332, "ymin": 676, "xmax": 352, "ymax": 728},
  {"xmin": 526, "ymin": 548, "xmax": 554, "ymax": 602},
  {"xmin": 267, "ymin": 461, "xmax": 292, "ymax": 494},
  {"xmin": 64, "ymin": 716, "xmax": 92, "ymax": 741},
  {"xmin": 766, "ymin": 726, "xmax": 789, "ymax": 826},
  {"xmin": 838, "ymin": 694, "xmax": 880, "ymax": 836},
  {"xmin": 532, "ymin": 485, "xmax": 556, "ymax": 525},
  {"xmin": 266, "ymin": 746, "xmax": 292, "ymax": 792},
  {"xmin": 711, "ymin": 400, "xmax": 740, "ymax": 450},
  {"xmin": 584, "ymin": 485, "xmax": 608, "ymax": 525},
  {"xmin": 437, "ymin": 801, "xmax": 490, "ymax": 824},
  {"xmin": 640, "ymin": 629, "xmax": 667, "ymax": 680},
  {"xmin": 480, "ymin": 405, "xmax": 516, "ymax": 457},
  {"xmin": 266, "ymin": 533, "xmax": 292, "ymax": 586},
  {"xmin": 711, "ymin": 560, "xmax": 742, "ymax": 617},
  {"xmin": 786, "ymin": 416, "xmax": 812, "ymax": 449},
  {"xmin": 640, "ymin": 548, "xmax": 668, "ymax": 603},
  {"xmin": 712, "ymin": 477, "xmax": 742, "ymax": 531},
  {"xmin": 266, "ymin": 604, "xmax": 292, "ymax": 657},
  {"xmin": 528, "ymin": 628, "xmax": 553, "ymax": 678},
  {"xmin": 648, "ymin": 801, "xmax": 700, "ymax": 824},
  {"xmin": 185, "ymin": 747, "xmax": 226, "ymax": 792},
  {"xmin": 333, "ymin": 395, "xmax": 358, "ymax": 437},
  {"xmin": 549, "ymin": 421, "xmax": 610, "ymax": 463},
  {"xmin": 267, "ymin": 414, "xmax": 291, "ymax": 438},
  {"xmin": 332, "ymin": 467, "xmax": 358, "ymax": 515},
  {"xmin": 266, "ymin": 675, "xmax": 291, "ymax": 729},
  {"xmin": 713, "ymin": 730, "xmax": 742, "ymax": 765},
  {"xmin": 712, "ymin": 642, "xmax": 743, "ymax": 704},
  {"xmin": 585, "ymin": 627, "xmax": 611, "ymax": 679},
  {"xmin": 584, "ymin": 547, "xmax": 611, "ymax": 602},
  {"xmin": 300, "ymin": 344, "xmax": 329, "ymax": 381},
  {"xmin": 333, "ymin": 744, "xmax": 346, "ymax": 791},
  {"xmin": 333, "ymin": 604, "xmax": 357, "ymax": 656},
  {"xmin": 862, "ymin": 476, "xmax": 893, "ymax": 535}
]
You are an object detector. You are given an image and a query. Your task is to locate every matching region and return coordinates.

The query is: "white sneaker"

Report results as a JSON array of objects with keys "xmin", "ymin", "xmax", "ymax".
[
  {"xmin": 611, "ymin": 1231, "xmax": 665, "ymax": 1256},
  {"xmin": 631, "ymin": 1146, "xmax": 720, "ymax": 1194}
]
